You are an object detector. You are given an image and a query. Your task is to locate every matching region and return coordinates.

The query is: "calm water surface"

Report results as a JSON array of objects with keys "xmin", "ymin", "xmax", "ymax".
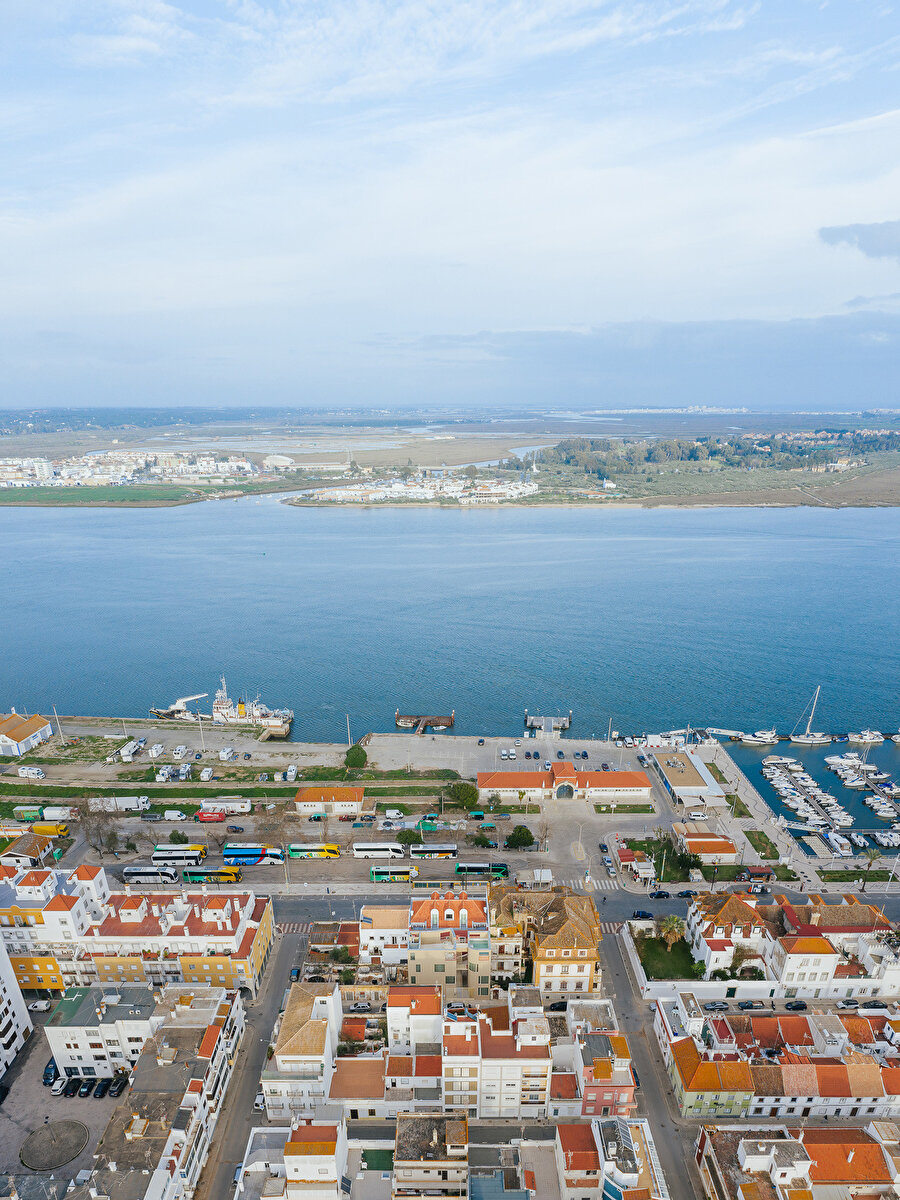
[{"xmin": 2, "ymin": 501, "xmax": 899, "ymax": 742}]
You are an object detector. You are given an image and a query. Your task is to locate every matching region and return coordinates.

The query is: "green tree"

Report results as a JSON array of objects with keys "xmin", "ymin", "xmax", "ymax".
[
  {"xmin": 505, "ymin": 824, "xmax": 535, "ymax": 849},
  {"xmin": 170, "ymin": 830, "xmax": 189, "ymax": 845},
  {"xmin": 862, "ymin": 846, "xmax": 883, "ymax": 892},
  {"xmin": 659, "ymin": 914, "xmax": 685, "ymax": 952},
  {"xmin": 345, "ymin": 744, "xmax": 367, "ymax": 768},
  {"xmin": 448, "ymin": 781, "xmax": 479, "ymax": 809},
  {"xmin": 397, "ymin": 829, "xmax": 422, "ymax": 845}
]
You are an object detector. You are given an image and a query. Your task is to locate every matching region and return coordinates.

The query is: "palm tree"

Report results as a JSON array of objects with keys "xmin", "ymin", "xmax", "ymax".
[
  {"xmin": 862, "ymin": 846, "xmax": 883, "ymax": 893},
  {"xmin": 659, "ymin": 914, "xmax": 686, "ymax": 953}
]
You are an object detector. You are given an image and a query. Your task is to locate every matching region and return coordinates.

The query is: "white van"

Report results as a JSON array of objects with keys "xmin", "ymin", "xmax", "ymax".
[
  {"xmin": 687, "ymin": 810, "xmax": 707, "ymax": 821},
  {"xmin": 164, "ymin": 810, "xmax": 187, "ymax": 822},
  {"xmin": 385, "ymin": 809, "xmax": 404, "ymax": 820}
]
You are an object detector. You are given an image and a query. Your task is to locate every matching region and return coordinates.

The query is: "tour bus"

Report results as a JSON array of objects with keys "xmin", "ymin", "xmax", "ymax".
[
  {"xmin": 370, "ymin": 865, "xmax": 419, "ymax": 883},
  {"xmin": 123, "ymin": 864, "xmax": 180, "ymax": 886},
  {"xmin": 222, "ymin": 842, "xmax": 285, "ymax": 866},
  {"xmin": 455, "ymin": 861, "xmax": 510, "ymax": 879},
  {"xmin": 181, "ymin": 866, "xmax": 243, "ymax": 884},
  {"xmin": 408, "ymin": 843, "xmax": 458, "ymax": 860},
  {"xmin": 352, "ymin": 843, "xmax": 405, "ymax": 859},
  {"xmin": 152, "ymin": 844, "xmax": 207, "ymax": 867},
  {"xmin": 287, "ymin": 844, "xmax": 341, "ymax": 859}
]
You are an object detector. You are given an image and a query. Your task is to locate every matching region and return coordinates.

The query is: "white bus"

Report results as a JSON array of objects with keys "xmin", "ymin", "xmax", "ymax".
[
  {"xmin": 352, "ymin": 842, "xmax": 405, "ymax": 859},
  {"xmin": 123, "ymin": 864, "xmax": 179, "ymax": 886},
  {"xmin": 152, "ymin": 844, "xmax": 207, "ymax": 867},
  {"xmin": 409, "ymin": 843, "xmax": 458, "ymax": 860}
]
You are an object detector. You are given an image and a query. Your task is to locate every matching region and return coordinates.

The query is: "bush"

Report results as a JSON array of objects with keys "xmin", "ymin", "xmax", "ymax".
[
  {"xmin": 397, "ymin": 829, "xmax": 422, "ymax": 845},
  {"xmin": 339, "ymin": 968, "xmax": 355, "ymax": 985},
  {"xmin": 505, "ymin": 824, "xmax": 535, "ymax": 849},
  {"xmin": 345, "ymin": 745, "xmax": 367, "ymax": 768},
  {"xmin": 447, "ymin": 781, "xmax": 479, "ymax": 809},
  {"xmin": 170, "ymin": 830, "xmax": 189, "ymax": 844}
]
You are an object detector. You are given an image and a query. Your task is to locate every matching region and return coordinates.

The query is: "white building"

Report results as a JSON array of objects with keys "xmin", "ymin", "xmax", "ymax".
[
  {"xmin": 261, "ymin": 983, "xmax": 342, "ymax": 1120},
  {"xmin": 44, "ymin": 984, "xmax": 161, "ymax": 1078},
  {"xmin": 0, "ymin": 713, "xmax": 53, "ymax": 757},
  {"xmin": 359, "ymin": 906, "xmax": 409, "ymax": 966},
  {"xmin": 0, "ymin": 935, "xmax": 32, "ymax": 1075}
]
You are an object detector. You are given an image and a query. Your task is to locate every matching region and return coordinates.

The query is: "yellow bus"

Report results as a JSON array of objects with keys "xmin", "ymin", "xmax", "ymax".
[{"xmin": 287, "ymin": 843, "xmax": 341, "ymax": 859}]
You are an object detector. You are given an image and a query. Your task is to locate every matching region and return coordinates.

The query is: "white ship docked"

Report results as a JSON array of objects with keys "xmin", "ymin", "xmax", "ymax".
[
  {"xmin": 741, "ymin": 728, "xmax": 778, "ymax": 745},
  {"xmin": 211, "ymin": 676, "xmax": 293, "ymax": 729},
  {"xmin": 847, "ymin": 730, "xmax": 884, "ymax": 745}
]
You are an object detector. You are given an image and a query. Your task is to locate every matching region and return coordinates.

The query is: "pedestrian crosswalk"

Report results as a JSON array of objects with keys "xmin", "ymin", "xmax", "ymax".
[
  {"xmin": 598, "ymin": 921, "xmax": 624, "ymax": 934},
  {"xmin": 277, "ymin": 922, "xmax": 311, "ymax": 935},
  {"xmin": 555, "ymin": 875, "xmax": 620, "ymax": 891}
]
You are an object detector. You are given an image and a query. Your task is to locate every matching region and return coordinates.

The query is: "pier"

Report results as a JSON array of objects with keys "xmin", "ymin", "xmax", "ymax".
[
  {"xmin": 395, "ymin": 710, "xmax": 455, "ymax": 734},
  {"xmin": 524, "ymin": 709, "xmax": 572, "ymax": 735}
]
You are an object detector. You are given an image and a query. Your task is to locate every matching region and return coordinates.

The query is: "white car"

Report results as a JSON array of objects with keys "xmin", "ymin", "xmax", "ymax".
[
  {"xmin": 50, "ymin": 1077, "xmax": 67, "ymax": 1096},
  {"xmin": 29, "ymin": 1000, "xmax": 51, "ymax": 1012},
  {"xmin": 350, "ymin": 1001, "xmax": 371, "ymax": 1013},
  {"xmin": 163, "ymin": 810, "xmax": 187, "ymax": 821},
  {"xmin": 253, "ymin": 1093, "xmax": 265, "ymax": 1111},
  {"xmin": 687, "ymin": 811, "xmax": 707, "ymax": 821}
]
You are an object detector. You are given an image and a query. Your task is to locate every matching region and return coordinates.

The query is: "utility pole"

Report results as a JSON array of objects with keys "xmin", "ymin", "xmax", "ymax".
[
  {"xmin": 52, "ymin": 706, "xmax": 67, "ymax": 747},
  {"xmin": 196, "ymin": 709, "xmax": 206, "ymax": 752}
]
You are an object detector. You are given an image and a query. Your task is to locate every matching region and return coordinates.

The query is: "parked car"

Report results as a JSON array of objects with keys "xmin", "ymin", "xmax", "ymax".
[
  {"xmin": 861, "ymin": 999, "xmax": 888, "ymax": 1009},
  {"xmin": 649, "ymin": 890, "xmax": 670, "ymax": 899},
  {"xmin": 194, "ymin": 752, "xmax": 202, "ymax": 761},
  {"xmin": 524, "ymin": 751, "xmax": 531, "ymax": 759},
  {"xmin": 632, "ymin": 910, "xmax": 653, "ymax": 920},
  {"xmin": 703, "ymin": 1001, "xmax": 729, "ymax": 1012},
  {"xmin": 63, "ymin": 1078, "xmax": 81, "ymax": 1097},
  {"xmin": 50, "ymin": 1078, "xmax": 68, "ymax": 1096},
  {"xmin": 227, "ymin": 825, "xmax": 244, "ymax": 833},
  {"xmin": 477, "ymin": 738, "xmax": 485, "ymax": 746},
  {"xmin": 93, "ymin": 1078, "xmax": 111, "ymax": 1098},
  {"xmin": 785, "ymin": 1000, "xmax": 808, "ymax": 1011},
  {"xmin": 350, "ymin": 1002, "xmax": 370, "ymax": 1013},
  {"xmin": 599, "ymin": 842, "xmax": 608, "ymax": 852},
  {"xmin": 677, "ymin": 890, "xmax": 697, "ymax": 899},
  {"xmin": 141, "ymin": 812, "xmax": 163, "ymax": 822},
  {"xmin": 738, "ymin": 1000, "xmax": 765, "ymax": 1010},
  {"xmin": 601, "ymin": 762, "xmax": 611, "ymax": 771},
  {"xmin": 43, "ymin": 1057, "xmax": 58, "ymax": 1085},
  {"xmin": 29, "ymin": 1000, "xmax": 51, "ymax": 1012},
  {"xmin": 253, "ymin": 1093, "xmax": 265, "ymax": 1112},
  {"xmin": 606, "ymin": 866, "xmax": 616, "ymax": 877},
  {"xmin": 258, "ymin": 773, "xmax": 268, "ymax": 782},
  {"xmin": 338, "ymin": 814, "xmax": 353, "ymax": 821},
  {"xmin": 837, "ymin": 999, "xmax": 860, "ymax": 1009},
  {"xmin": 556, "ymin": 750, "xmax": 564, "ymax": 759},
  {"xmin": 289, "ymin": 968, "xmax": 301, "ymax": 982},
  {"xmin": 108, "ymin": 1076, "xmax": 127, "ymax": 1098},
  {"xmin": 78, "ymin": 1079, "xmax": 97, "ymax": 1097},
  {"xmin": 547, "ymin": 1001, "xmax": 568, "ymax": 1012},
  {"xmin": 543, "ymin": 761, "xmax": 551, "ymax": 770}
]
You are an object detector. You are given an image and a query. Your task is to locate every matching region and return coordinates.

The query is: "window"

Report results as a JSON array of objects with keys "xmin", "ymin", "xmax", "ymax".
[{"xmin": 430, "ymin": 909, "xmax": 439, "ymax": 928}]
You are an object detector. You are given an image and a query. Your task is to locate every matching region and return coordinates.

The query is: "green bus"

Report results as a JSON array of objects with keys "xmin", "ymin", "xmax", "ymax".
[{"xmin": 370, "ymin": 865, "xmax": 419, "ymax": 883}]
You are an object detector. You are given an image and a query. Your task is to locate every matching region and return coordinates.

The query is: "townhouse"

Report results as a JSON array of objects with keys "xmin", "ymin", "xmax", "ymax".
[
  {"xmin": 392, "ymin": 1114, "xmax": 469, "ymax": 1200},
  {"xmin": 489, "ymin": 885, "xmax": 603, "ymax": 1000},
  {"xmin": 696, "ymin": 1123, "xmax": 900, "ymax": 1200},
  {"xmin": 407, "ymin": 891, "xmax": 491, "ymax": 1001},
  {"xmin": 477, "ymin": 762, "xmax": 652, "ymax": 804},
  {"xmin": 574, "ymin": 1031, "xmax": 638, "ymax": 1118},
  {"xmin": 64, "ymin": 986, "xmax": 244, "ymax": 1200},
  {"xmin": 0, "ymin": 865, "xmax": 274, "ymax": 997},
  {"xmin": 555, "ymin": 1119, "xmax": 671, "ymax": 1200},
  {"xmin": 358, "ymin": 905, "xmax": 409, "ymax": 967},
  {"xmin": 261, "ymin": 983, "xmax": 342, "ymax": 1120}
]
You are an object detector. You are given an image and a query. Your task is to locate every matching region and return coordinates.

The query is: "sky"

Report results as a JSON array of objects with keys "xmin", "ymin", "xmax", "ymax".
[{"xmin": 2, "ymin": 0, "xmax": 900, "ymax": 410}]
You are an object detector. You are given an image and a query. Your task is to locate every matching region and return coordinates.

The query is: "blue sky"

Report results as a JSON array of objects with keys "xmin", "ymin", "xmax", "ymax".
[{"xmin": 3, "ymin": 0, "xmax": 900, "ymax": 410}]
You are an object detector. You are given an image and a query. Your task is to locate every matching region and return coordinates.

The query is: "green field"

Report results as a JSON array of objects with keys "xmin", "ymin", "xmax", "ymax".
[{"xmin": 745, "ymin": 830, "xmax": 780, "ymax": 859}]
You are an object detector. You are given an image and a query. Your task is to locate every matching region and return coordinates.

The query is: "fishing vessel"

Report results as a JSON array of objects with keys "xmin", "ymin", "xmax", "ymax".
[
  {"xmin": 211, "ymin": 676, "xmax": 293, "ymax": 730},
  {"xmin": 741, "ymin": 728, "xmax": 778, "ymax": 745},
  {"xmin": 789, "ymin": 686, "xmax": 831, "ymax": 746},
  {"xmin": 150, "ymin": 693, "xmax": 208, "ymax": 721}
]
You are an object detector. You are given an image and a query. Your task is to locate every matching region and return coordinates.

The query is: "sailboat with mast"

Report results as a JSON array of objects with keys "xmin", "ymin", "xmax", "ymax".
[{"xmin": 789, "ymin": 686, "xmax": 832, "ymax": 746}]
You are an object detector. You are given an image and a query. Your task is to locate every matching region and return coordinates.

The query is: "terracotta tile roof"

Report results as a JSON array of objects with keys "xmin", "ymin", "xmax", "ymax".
[
  {"xmin": 17, "ymin": 870, "xmax": 51, "ymax": 887},
  {"xmin": 480, "ymin": 1018, "xmax": 549, "ymax": 1061},
  {"xmin": 557, "ymin": 1124, "xmax": 599, "ymax": 1171},
  {"xmin": 749, "ymin": 1062, "xmax": 784, "ymax": 1096},
  {"xmin": 779, "ymin": 935, "xmax": 837, "ymax": 955},
  {"xmin": 0, "ymin": 714, "xmax": 50, "ymax": 742},
  {"xmin": 409, "ymin": 890, "xmax": 487, "ymax": 930},
  {"xmin": 476, "ymin": 769, "xmax": 650, "ymax": 792},
  {"xmin": 386, "ymin": 1056, "xmax": 413, "ymax": 1075},
  {"xmin": 805, "ymin": 1141, "xmax": 891, "ymax": 1184},
  {"xmin": 274, "ymin": 983, "xmax": 333, "ymax": 1059},
  {"xmin": 814, "ymin": 1062, "xmax": 851, "ymax": 1097},
  {"xmin": 551, "ymin": 1073, "xmax": 579, "ymax": 1099},
  {"xmin": 414, "ymin": 1055, "xmax": 442, "ymax": 1076},
  {"xmin": 881, "ymin": 1066, "xmax": 900, "ymax": 1095},
  {"xmin": 44, "ymin": 894, "xmax": 79, "ymax": 912},
  {"xmin": 197, "ymin": 1024, "xmax": 220, "ymax": 1059},
  {"xmin": 328, "ymin": 1057, "xmax": 384, "ymax": 1099},
  {"xmin": 295, "ymin": 786, "xmax": 364, "ymax": 805},
  {"xmin": 443, "ymin": 1034, "xmax": 480, "ymax": 1056},
  {"xmin": 70, "ymin": 866, "xmax": 102, "ymax": 881},
  {"xmin": 387, "ymin": 986, "xmax": 442, "ymax": 1014}
]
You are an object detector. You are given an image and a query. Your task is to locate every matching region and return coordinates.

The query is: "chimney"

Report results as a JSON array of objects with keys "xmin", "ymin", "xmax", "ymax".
[
  {"xmin": 847, "ymin": 1149, "xmax": 854, "ymax": 1163},
  {"xmin": 193, "ymin": 905, "xmax": 200, "ymax": 919},
  {"xmin": 431, "ymin": 1127, "xmax": 438, "ymax": 1148},
  {"xmin": 810, "ymin": 912, "xmax": 821, "ymax": 927}
]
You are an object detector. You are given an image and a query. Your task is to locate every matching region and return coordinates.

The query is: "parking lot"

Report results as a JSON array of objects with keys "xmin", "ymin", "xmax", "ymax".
[{"xmin": 0, "ymin": 1012, "xmax": 117, "ymax": 1177}]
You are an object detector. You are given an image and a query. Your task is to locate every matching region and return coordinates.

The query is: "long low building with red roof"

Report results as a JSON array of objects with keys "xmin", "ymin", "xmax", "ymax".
[{"xmin": 477, "ymin": 762, "xmax": 652, "ymax": 803}]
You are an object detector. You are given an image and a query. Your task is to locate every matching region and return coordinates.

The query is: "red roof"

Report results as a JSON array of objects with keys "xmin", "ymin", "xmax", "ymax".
[
  {"xmin": 387, "ymin": 986, "xmax": 442, "ymax": 1014},
  {"xmin": 550, "ymin": 1073, "xmax": 579, "ymax": 1099},
  {"xmin": 557, "ymin": 1124, "xmax": 599, "ymax": 1171},
  {"xmin": 44, "ymin": 894, "xmax": 79, "ymax": 912},
  {"xmin": 70, "ymin": 865, "xmax": 102, "ymax": 881},
  {"xmin": 414, "ymin": 1055, "xmax": 442, "ymax": 1076},
  {"xmin": 197, "ymin": 1024, "xmax": 220, "ymax": 1059}
]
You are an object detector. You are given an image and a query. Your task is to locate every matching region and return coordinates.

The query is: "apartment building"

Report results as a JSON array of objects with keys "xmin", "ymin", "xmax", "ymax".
[
  {"xmin": 442, "ymin": 1007, "xmax": 552, "ymax": 1119},
  {"xmin": 488, "ymin": 885, "xmax": 603, "ymax": 1000},
  {"xmin": 0, "ymin": 934, "xmax": 32, "ymax": 1075},
  {"xmin": 359, "ymin": 906, "xmax": 409, "ymax": 966},
  {"xmin": 392, "ymin": 1114, "xmax": 468, "ymax": 1200},
  {"xmin": 385, "ymin": 985, "xmax": 442, "ymax": 1053},
  {"xmin": 0, "ymin": 866, "xmax": 274, "ymax": 997},
  {"xmin": 555, "ymin": 1120, "xmax": 671, "ymax": 1200},
  {"xmin": 407, "ymin": 891, "xmax": 491, "ymax": 1001},
  {"xmin": 64, "ymin": 987, "xmax": 245, "ymax": 1200},
  {"xmin": 575, "ymin": 1031, "xmax": 638, "ymax": 1118},
  {"xmin": 261, "ymin": 984, "xmax": 342, "ymax": 1120},
  {"xmin": 696, "ymin": 1123, "xmax": 900, "ymax": 1200}
]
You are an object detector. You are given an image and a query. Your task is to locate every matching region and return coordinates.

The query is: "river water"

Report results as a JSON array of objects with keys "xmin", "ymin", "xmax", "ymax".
[{"xmin": 2, "ymin": 500, "xmax": 899, "ymax": 743}]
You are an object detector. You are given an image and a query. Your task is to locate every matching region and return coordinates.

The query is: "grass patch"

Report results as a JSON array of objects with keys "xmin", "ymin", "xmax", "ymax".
[
  {"xmin": 374, "ymin": 802, "xmax": 411, "ymax": 814},
  {"xmin": 635, "ymin": 936, "xmax": 697, "ymax": 980},
  {"xmin": 745, "ymin": 830, "xmax": 780, "ymax": 860},
  {"xmin": 595, "ymin": 803, "xmax": 655, "ymax": 814},
  {"xmin": 625, "ymin": 838, "xmax": 690, "ymax": 882},
  {"xmin": 700, "ymin": 864, "xmax": 747, "ymax": 882},
  {"xmin": 364, "ymin": 787, "xmax": 445, "ymax": 797},
  {"xmin": 728, "ymin": 795, "xmax": 751, "ymax": 818},
  {"xmin": 820, "ymin": 869, "xmax": 891, "ymax": 883},
  {"xmin": 706, "ymin": 762, "xmax": 728, "ymax": 785},
  {"xmin": 772, "ymin": 865, "xmax": 799, "ymax": 881}
]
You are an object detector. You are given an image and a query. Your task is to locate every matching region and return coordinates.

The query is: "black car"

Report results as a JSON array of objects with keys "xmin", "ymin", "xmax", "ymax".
[
  {"xmin": 289, "ymin": 968, "xmax": 301, "ymax": 982},
  {"xmin": 861, "ymin": 999, "xmax": 888, "ymax": 1010},
  {"xmin": 108, "ymin": 1076, "xmax": 127, "ymax": 1098},
  {"xmin": 601, "ymin": 762, "xmax": 611, "ymax": 771},
  {"xmin": 524, "ymin": 751, "xmax": 531, "ymax": 759},
  {"xmin": 703, "ymin": 1001, "xmax": 729, "ymax": 1012},
  {"xmin": 547, "ymin": 1000, "xmax": 568, "ymax": 1012},
  {"xmin": 227, "ymin": 825, "xmax": 244, "ymax": 833},
  {"xmin": 556, "ymin": 750, "xmax": 564, "ymax": 759},
  {"xmin": 785, "ymin": 1000, "xmax": 808, "ymax": 1012},
  {"xmin": 649, "ymin": 890, "xmax": 670, "ymax": 899},
  {"xmin": 738, "ymin": 1000, "xmax": 765, "ymax": 1010},
  {"xmin": 599, "ymin": 842, "xmax": 608, "ymax": 853},
  {"xmin": 677, "ymin": 889, "xmax": 697, "ymax": 899},
  {"xmin": 478, "ymin": 738, "xmax": 485, "ymax": 746},
  {"xmin": 632, "ymin": 910, "xmax": 653, "ymax": 920},
  {"xmin": 78, "ymin": 1079, "xmax": 96, "ymax": 1097},
  {"xmin": 243, "ymin": 752, "xmax": 252, "ymax": 760},
  {"xmin": 93, "ymin": 1078, "xmax": 111, "ymax": 1098},
  {"xmin": 63, "ymin": 1078, "xmax": 80, "ymax": 1097}
]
